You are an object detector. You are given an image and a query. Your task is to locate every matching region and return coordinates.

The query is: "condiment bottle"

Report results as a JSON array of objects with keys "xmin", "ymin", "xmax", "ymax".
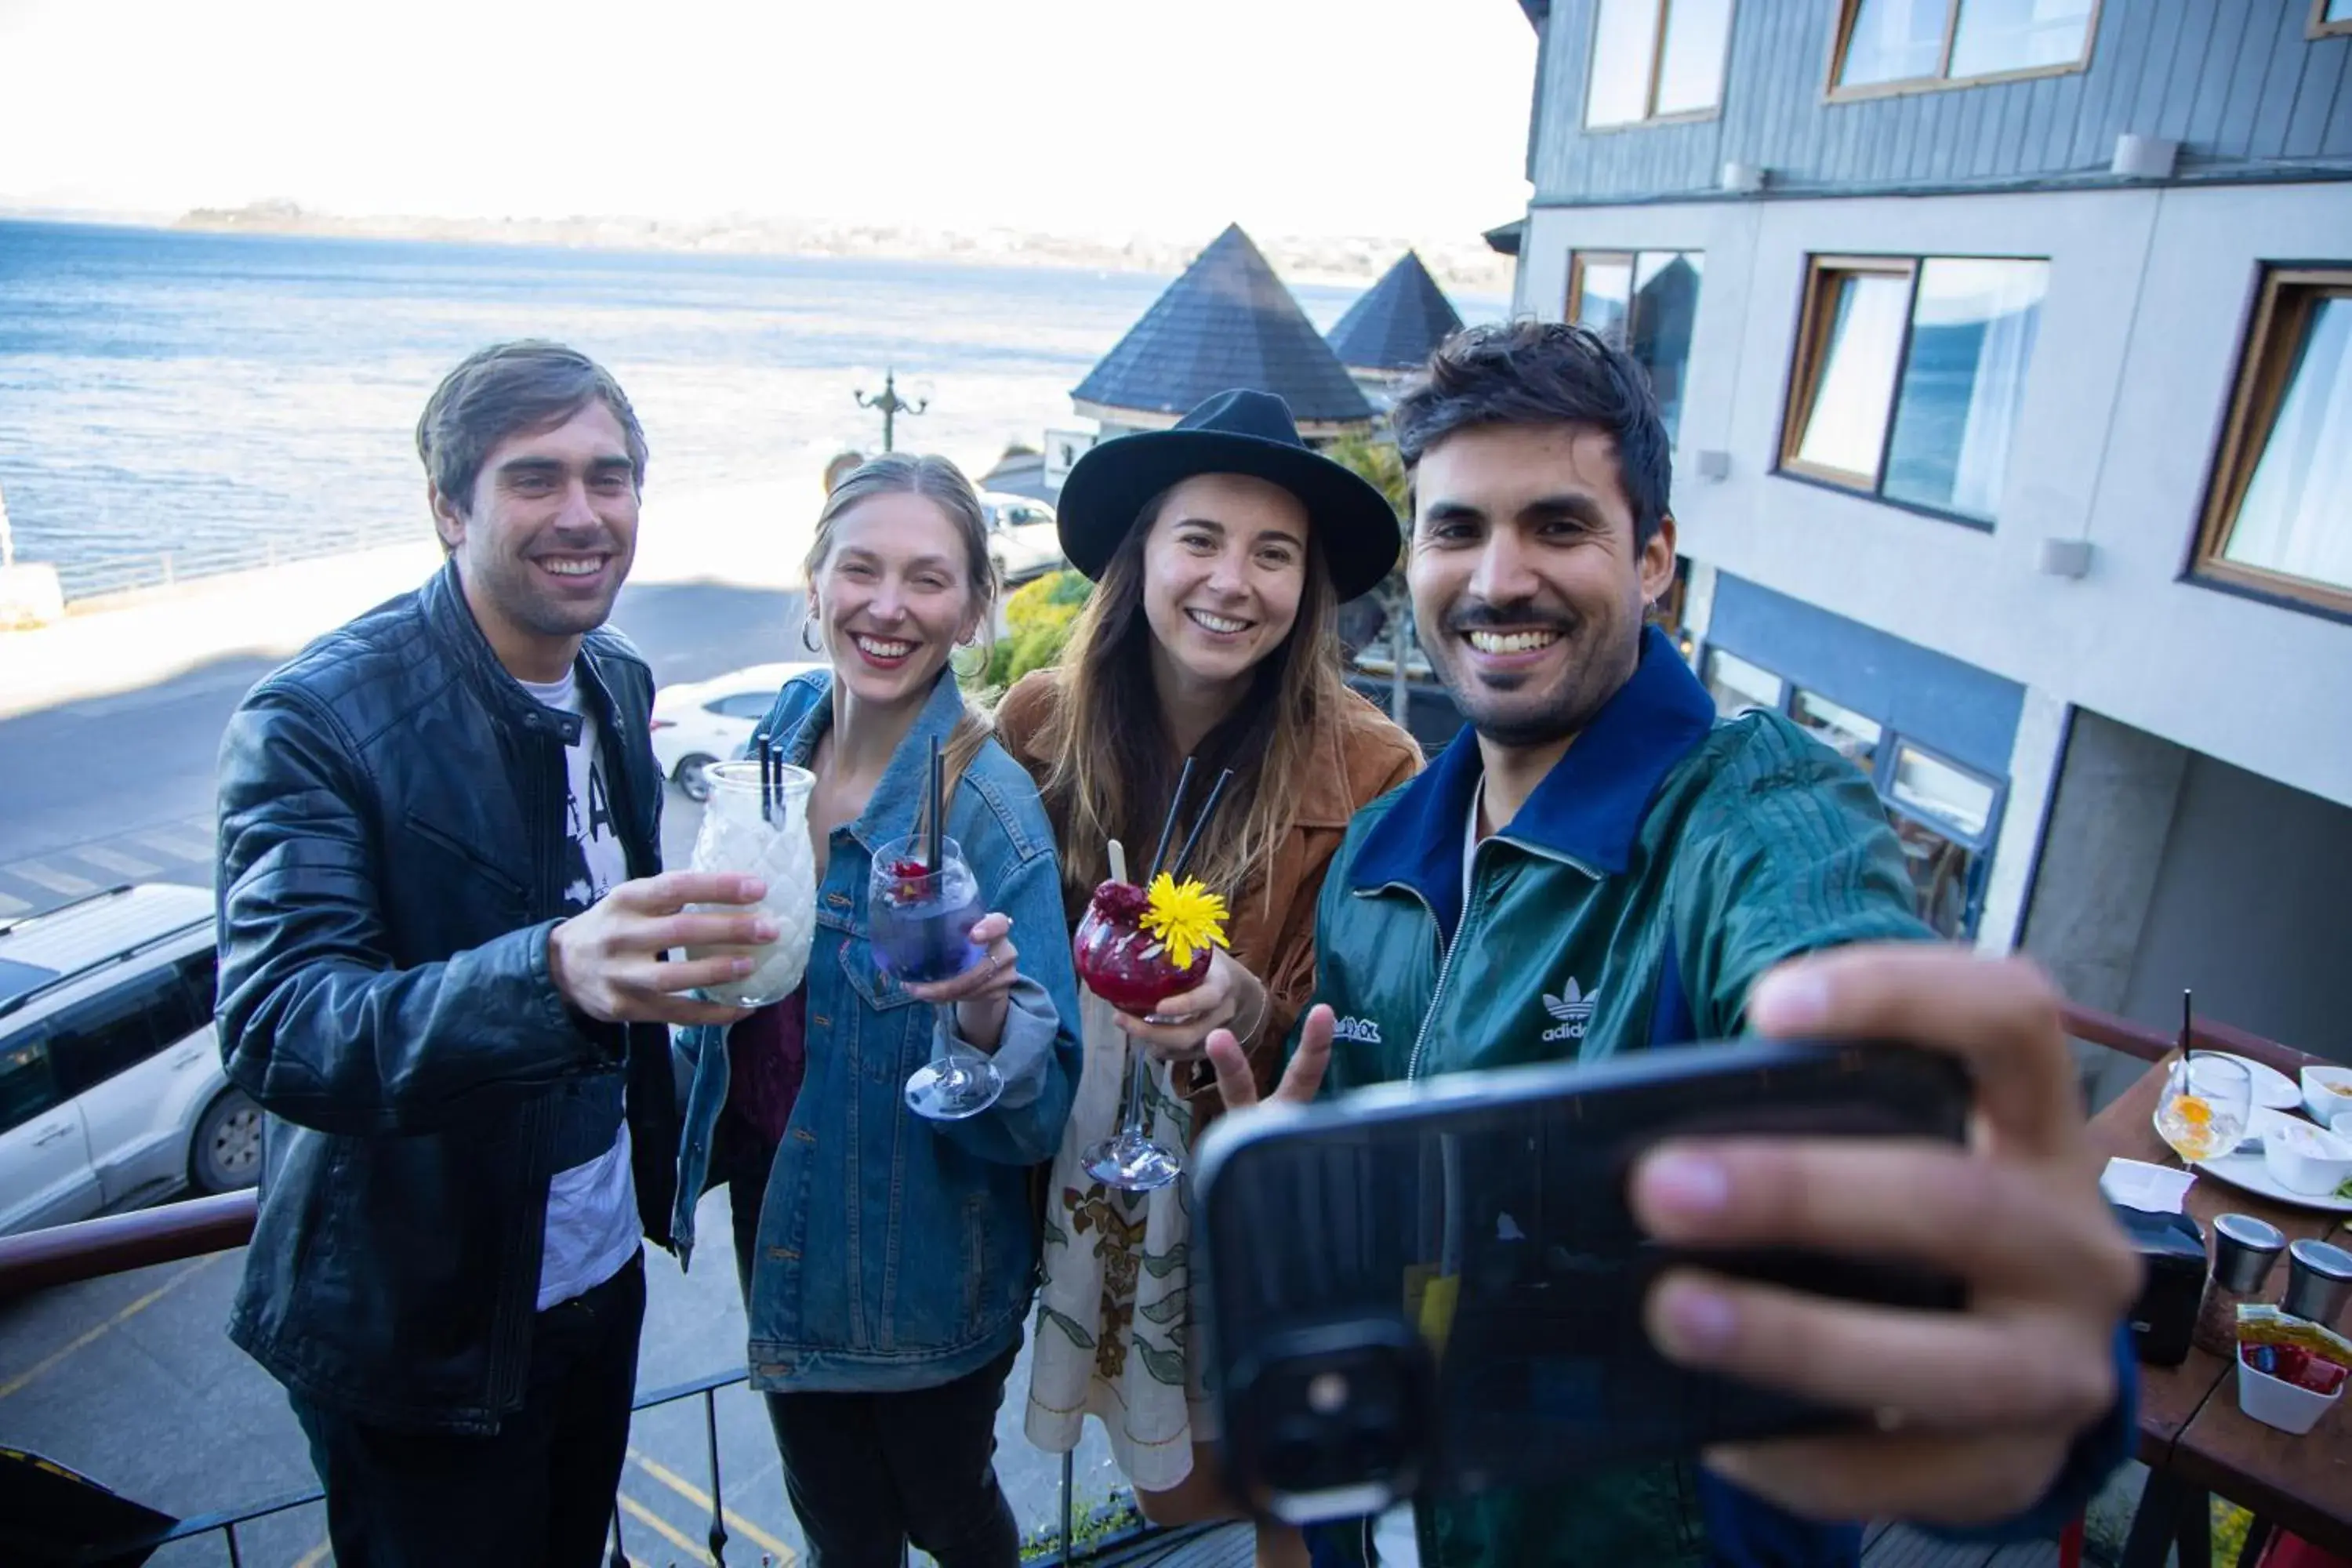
[
  {"xmin": 2194, "ymin": 1213, "xmax": 2286, "ymax": 1357},
  {"xmin": 2281, "ymin": 1239, "xmax": 2352, "ymax": 1330}
]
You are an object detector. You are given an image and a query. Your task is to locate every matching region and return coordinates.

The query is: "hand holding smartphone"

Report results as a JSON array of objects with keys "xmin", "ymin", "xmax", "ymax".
[{"xmin": 1190, "ymin": 1038, "xmax": 1973, "ymax": 1525}]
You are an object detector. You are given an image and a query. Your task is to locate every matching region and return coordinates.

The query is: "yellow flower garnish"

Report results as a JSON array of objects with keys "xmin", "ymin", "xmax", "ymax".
[{"xmin": 1142, "ymin": 873, "xmax": 1229, "ymax": 971}]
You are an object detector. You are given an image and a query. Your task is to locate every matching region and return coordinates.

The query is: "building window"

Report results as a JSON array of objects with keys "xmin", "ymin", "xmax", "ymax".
[
  {"xmin": 1702, "ymin": 648, "xmax": 1783, "ymax": 718},
  {"xmin": 2194, "ymin": 267, "xmax": 2352, "ymax": 615},
  {"xmin": 1584, "ymin": 0, "xmax": 1736, "ymax": 128},
  {"xmin": 2314, "ymin": 0, "xmax": 2352, "ymax": 41},
  {"xmin": 1700, "ymin": 645, "xmax": 2002, "ymax": 938},
  {"xmin": 1780, "ymin": 255, "xmax": 2048, "ymax": 525},
  {"xmin": 1833, "ymin": 0, "xmax": 2098, "ymax": 96},
  {"xmin": 1790, "ymin": 687, "xmax": 1883, "ymax": 768},
  {"xmin": 1569, "ymin": 250, "xmax": 1706, "ymax": 441},
  {"xmin": 1884, "ymin": 742, "xmax": 2001, "ymax": 938}
]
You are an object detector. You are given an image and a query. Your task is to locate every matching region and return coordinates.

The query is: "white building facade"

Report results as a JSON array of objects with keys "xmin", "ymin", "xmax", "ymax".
[{"xmin": 1500, "ymin": 0, "xmax": 2352, "ymax": 1070}]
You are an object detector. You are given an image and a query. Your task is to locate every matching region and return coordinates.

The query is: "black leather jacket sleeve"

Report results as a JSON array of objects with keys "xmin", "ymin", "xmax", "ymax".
[{"xmin": 215, "ymin": 686, "xmax": 601, "ymax": 1137}]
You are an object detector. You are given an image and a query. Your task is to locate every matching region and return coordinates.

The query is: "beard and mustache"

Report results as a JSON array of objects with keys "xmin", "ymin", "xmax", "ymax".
[{"xmin": 1433, "ymin": 597, "xmax": 1642, "ymax": 749}]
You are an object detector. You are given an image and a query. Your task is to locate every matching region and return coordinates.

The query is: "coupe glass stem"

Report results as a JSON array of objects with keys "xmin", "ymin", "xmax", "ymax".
[{"xmin": 1116, "ymin": 1029, "xmax": 1151, "ymax": 1145}]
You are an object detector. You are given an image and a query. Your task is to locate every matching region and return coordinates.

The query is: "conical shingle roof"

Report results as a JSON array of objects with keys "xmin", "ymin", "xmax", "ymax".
[
  {"xmin": 1325, "ymin": 251, "xmax": 1465, "ymax": 375},
  {"xmin": 1072, "ymin": 224, "xmax": 1372, "ymax": 431}
]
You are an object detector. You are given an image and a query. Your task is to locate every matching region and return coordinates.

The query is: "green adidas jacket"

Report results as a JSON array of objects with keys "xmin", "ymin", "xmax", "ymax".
[{"xmin": 1303, "ymin": 627, "xmax": 1930, "ymax": 1567}]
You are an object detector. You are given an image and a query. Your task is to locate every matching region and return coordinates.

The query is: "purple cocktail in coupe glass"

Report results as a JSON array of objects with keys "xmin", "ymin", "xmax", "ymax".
[{"xmin": 871, "ymin": 833, "xmax": 1002, "ymax": 1120}]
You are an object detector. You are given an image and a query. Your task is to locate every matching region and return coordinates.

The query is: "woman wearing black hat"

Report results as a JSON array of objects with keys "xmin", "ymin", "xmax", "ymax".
[{"xmin": 996, "ymin": 389, "xmax": 1421, "ymax": 1564}]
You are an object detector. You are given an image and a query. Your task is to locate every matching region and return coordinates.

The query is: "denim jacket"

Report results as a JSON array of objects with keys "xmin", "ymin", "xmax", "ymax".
[{"xmin": 674, "ymin": 669, "xmax": 1080, "ymax": 1394}]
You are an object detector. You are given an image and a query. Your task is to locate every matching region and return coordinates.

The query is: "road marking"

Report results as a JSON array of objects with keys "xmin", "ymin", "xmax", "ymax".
[
  {"xmin": 0, "ymin": 888, "xmax": 27, "ymax": 917},
  {"xmin": 12, "ymin": 861, "xmax": 100, "ymax": 896},
  {"xmin": 618, "ymin": 1492, "xmax": 712, "ymax": 1564},
  {"xmin": 78, "ymin": 845, "xmax": 162, "ymax": 877},
  {"xmin": 134, "ymin": 828, "xmax": 215, "ymax": 862},
  {"xmin": 0, "ymin": 1255, "xmax": 219, "ymax": 1399},
  {"xmin": 629, "ymin": 1447, "xmax": 797, "ymax": 1563},
  {"xmin": 292, "ymin": 1541, "xmax": 332, "ymax": 1568}
]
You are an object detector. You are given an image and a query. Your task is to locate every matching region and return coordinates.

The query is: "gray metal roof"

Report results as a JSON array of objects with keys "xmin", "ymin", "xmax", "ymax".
[
  {"xmin": 1071, "ymin": 224, "xmax": 1373, "ymax": 429},
  {"xmin": 1325, "ymin": 251, "xmax": 1465, "ymax": 374}
]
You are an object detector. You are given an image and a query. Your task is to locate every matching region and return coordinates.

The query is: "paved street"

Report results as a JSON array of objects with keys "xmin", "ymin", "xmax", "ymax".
[{"xmin": 0, "ymin": 579, "xmax": 1123, "ymax": 1564}]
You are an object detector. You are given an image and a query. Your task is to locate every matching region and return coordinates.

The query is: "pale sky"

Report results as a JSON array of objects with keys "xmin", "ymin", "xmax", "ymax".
[{"xmin": 0, "ymin": 0, "xmax": 1537, "ymax": 241}]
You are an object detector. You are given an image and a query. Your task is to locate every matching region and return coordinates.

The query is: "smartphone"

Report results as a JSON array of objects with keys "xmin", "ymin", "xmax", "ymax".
[{"xmin": 1189, "ymin": 1038, "xmax": 1972, "ymax": 1525}]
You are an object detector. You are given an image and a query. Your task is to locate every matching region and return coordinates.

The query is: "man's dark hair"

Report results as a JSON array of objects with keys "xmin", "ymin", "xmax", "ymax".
[
  {"xmin": 416, "ymin": 339, "xmax": 648, "ymax": 514},
  {"xmin": 1389, "ymin": 320, "xmax": 1671, "ymax": 546}
]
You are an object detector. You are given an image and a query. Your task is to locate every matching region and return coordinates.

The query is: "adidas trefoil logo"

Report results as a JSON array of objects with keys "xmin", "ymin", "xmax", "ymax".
[{"xmin": 1541, "ymin": 978, "xmax": 1598, "ymax": 1044}]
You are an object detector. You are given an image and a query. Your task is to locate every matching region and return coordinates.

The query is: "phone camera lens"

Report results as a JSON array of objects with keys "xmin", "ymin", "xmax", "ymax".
[{"xmin": 1306, "ymin": 1371, "xmax": 1349, "ymax": 1414}]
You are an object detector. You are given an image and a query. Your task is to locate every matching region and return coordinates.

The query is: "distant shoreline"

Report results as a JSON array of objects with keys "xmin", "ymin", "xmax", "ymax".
[{"xmin": 28, "ymin": 201, "xmax": 1514, "ymax": 296}]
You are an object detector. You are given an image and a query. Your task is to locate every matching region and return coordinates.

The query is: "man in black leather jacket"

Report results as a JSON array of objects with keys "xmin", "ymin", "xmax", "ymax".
[{"xmin": 214, "ymin": 341, "xmax": 768, "ymax": 1566}]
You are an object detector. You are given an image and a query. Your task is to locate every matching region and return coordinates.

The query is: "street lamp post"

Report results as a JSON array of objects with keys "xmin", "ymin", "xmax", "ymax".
[{"xmin": 853, "ymin": 368, "xmax": 927, "ymax": 453}]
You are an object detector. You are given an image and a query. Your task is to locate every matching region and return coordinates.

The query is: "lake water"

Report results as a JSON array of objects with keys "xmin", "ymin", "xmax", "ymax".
[{"xmin": 0, "ymin": 220, "xmax": 1493, "ymax": 595}]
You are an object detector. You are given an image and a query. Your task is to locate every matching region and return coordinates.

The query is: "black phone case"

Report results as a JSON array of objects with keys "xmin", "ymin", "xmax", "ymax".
[{"xmin": 1191, "ymin": 1039, "xmax": 1972, "ymax": 1522}]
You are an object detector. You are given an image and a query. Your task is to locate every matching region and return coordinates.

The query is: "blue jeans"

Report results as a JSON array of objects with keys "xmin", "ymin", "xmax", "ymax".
[{"xmin": 725, "ymin": 1127, "xmax": 1021, "ymax": 1568}]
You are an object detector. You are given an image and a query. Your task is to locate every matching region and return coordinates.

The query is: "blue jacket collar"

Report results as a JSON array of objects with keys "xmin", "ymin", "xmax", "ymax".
[
  {"xmin": 775, "ymin": 666, "xmax": 973, "ymax": 858},
  {"xmin": 1350, "ymin": 626, "xmax": 1718, "ymax": 935}
]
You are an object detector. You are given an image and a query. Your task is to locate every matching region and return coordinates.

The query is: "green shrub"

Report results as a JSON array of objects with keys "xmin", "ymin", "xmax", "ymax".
[{"xmin": 982, "ymin": 568, "xmax": 1091, "ymax": 689}]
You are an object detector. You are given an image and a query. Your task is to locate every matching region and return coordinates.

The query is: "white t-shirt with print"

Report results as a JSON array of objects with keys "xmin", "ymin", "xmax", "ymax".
[{"xmin": 522, "ymin": 668, "xmax": 641, "ymax": 1311}]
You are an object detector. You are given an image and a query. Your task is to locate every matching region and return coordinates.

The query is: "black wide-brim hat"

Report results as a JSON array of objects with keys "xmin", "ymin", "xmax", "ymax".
[{"xmin": 1056, "ymin": 389, "xmax": 1401, "ymax": 602}]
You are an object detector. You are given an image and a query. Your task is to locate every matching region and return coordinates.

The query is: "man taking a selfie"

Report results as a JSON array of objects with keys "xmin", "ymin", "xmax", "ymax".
[
  {"xmin": 1208, "ymin": 321, "xmax": 2138, "ymax": 1566},
  {"xmin": 215, "ymin": 341, "xmax": 768, "ymax": 1566}
]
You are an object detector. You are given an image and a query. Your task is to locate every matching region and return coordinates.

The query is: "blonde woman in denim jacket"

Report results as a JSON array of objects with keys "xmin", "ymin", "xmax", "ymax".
[{"xmin": 673, "ymin": 456, "xmax": 1080, "ymax": 1568}]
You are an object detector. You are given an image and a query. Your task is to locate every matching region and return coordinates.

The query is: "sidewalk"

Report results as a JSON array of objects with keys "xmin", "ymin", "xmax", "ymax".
[{"xmin": 0, "ymin": 479, "xmax": 815, "ymax": 723}]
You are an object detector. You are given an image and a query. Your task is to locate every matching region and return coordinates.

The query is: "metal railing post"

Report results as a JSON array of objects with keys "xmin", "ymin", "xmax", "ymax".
[
  {"xmin": 223, "ymin": 1520, "xmax": 243, "ymax": 1567},
  {"xmin": 1059, "ymin": 1450, "xmax": 1074, "ymax": 1567},
  {"xmin": 705, "ymin": 1385, "xmax": 730, "ymax": 1566},
  {"xmin": 608, "ymin": 1502, "xmax": 631, "ymax": 1568}
]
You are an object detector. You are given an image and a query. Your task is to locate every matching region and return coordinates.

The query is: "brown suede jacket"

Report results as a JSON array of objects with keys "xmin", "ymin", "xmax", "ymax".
[{"xmin": 993, "ymin": 668, "xmax": 1421, "ymax": 1134}]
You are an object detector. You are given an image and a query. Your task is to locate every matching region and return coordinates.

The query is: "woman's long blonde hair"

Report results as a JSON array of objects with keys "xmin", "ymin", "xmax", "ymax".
[
  {"xmin": 804, "ymin": 453, "xmax": 998, "ymax": 802},
  {"xmin": 1029, "ymin": 488, "xmax": 1348, "ymax": 921}
]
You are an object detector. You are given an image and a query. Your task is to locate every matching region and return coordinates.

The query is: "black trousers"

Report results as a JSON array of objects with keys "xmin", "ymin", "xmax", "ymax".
[
  {"xmin": 724, "ymin": 1128, "xmax": 1022, "ymax": 1568},
  {"xmin": 289, "ymin": 1251, "xmax": 646, "ymax": 1568}
]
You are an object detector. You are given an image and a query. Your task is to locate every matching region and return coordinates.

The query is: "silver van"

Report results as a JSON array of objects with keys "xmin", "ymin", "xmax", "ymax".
[{"xmin": 0, "ymin": 884, "xmax": 258, "ymax": 1236}]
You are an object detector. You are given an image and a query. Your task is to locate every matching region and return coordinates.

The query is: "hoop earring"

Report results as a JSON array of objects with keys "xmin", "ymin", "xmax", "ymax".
[{"xmin": 801, "ymin": 617, "xmax": 822, "ymax": 652}]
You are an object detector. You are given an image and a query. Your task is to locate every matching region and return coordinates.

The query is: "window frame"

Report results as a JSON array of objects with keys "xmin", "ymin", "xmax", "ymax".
[
  {"xmin": 1778, "ymin": 254, "xmax": 1922, "ymax": 494},
  {"xmin": 1693, "ymin": 642, "xmax": 2003, "ymax": 937},
  {"xmin": 2313, "ymin": 0, "xmax": 2352, "ymax": 41},
  {"xmin": 2188, "ymin": 264, "xmax": 2352, "ymax": 619},
  {"xmin": 1568, "ymin": 248, "xmax": 1706, "ymax": 442},
  {"xmin": 1582, "ymin": 0, "xmax": 1737, "ymax": 132},
  {"xmin": 1824, "ymin": 0, "xmax": 2103, "ymax": 103},
  {"xmin": 46, "ymin": 967, "xmax": 198, "ymax": 1101},
  {"xmin": 0, "ymin": 1030, "xmax": 64, "ymax": 1136},
  {"xmin": 706, "ymin": 691, "xmax": 777, "ymax": 720},
  {"xmin": 1566, "ymin": 250, "xmax": 1639, "ymax": 329},
  {"xmin": 1777, "ymin": 251, "xmax": 2049, "ymax": 529}
]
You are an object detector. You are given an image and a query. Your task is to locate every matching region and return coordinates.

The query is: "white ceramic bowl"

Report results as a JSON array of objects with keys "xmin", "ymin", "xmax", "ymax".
[
  {"xmin": 2237, "ymin": 1352, "xmax": 2345, "ymax": 1435},
  {"xmin": 2305, "ymin": 1065, "xmax": 2352, "ymax": 1129},
  {"xmin": 2263, "ymin": 1116, "xmax": 2352, "ymax": 1196}
]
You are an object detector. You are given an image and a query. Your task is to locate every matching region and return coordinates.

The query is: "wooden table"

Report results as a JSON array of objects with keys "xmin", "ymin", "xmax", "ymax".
[{"xmin": 2089, "ymin": 1064, "xmax": 2351, "ymax": 1566}]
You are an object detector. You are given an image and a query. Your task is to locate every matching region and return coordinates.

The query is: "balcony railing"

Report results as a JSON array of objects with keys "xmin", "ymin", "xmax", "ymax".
[
  {"xmin": 0, "ymin": 1187, "xmax": 1173, "ymax": 1566},
  {"xmin": 51, "ymin": 527, "xmax": 419, "ymax": 607},
  {"xmin": 0, "ymin": 1000, "xmax": 2288, "ymax": 1566}
]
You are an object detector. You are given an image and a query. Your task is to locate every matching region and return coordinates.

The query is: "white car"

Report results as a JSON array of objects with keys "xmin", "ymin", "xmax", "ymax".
[
  {"xmin": 650, "ymin": 662, "xmax": 823, "ymax": 801},
  {"xmin": 982, "ymin": 492, "xmax": 1065, "ymax": 585},
  {"xmin": 0, "ymin": 883, "xmax": 260, "ymax": 1236}
]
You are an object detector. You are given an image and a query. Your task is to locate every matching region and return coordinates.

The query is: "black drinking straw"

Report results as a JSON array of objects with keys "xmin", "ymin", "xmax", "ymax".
[
  {"xmin": 925, "ymin": 735, "xmax": 944, "ymax": 876},
  {"xmin": 755, "ymin": 729, "xmax": 774, "ymax": 824},
  {"xmin": 1170, "ymin": 768, "xmax": 1235, "ymax": 882},
  {"xmin": 2179, "ymin": 988, "xmax": 2194, "ymax": 1056},
  {"xmin": 1147, "ymin": 757, "xmax": 1197, "ymax": 884}
]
